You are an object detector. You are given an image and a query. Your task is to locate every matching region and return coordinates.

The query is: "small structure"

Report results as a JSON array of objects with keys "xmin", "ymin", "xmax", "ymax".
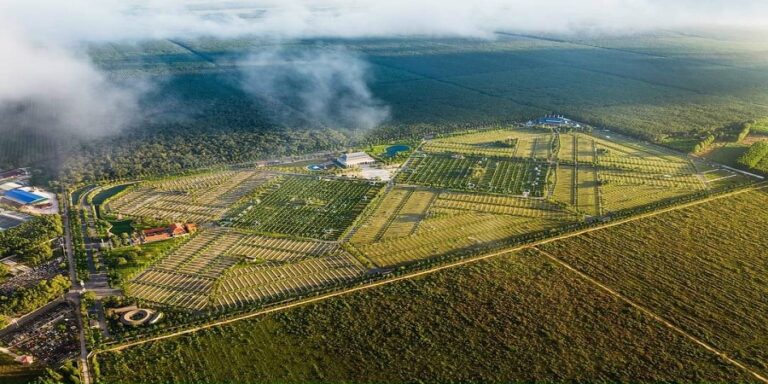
[
  {"xmin": 0, "ymin": 182, "xmax": 22, "ymax": 192},
  {"xmin": 15, "ymin": 355, "xmax": 34, "ymax": 365},
  {"xmin": 0, "ymin": 168, "xmax": 28, "ymax": 182},
  {"xmin": 532, "ymin": 114, "xmax": 582, "ymax": 129},
  {"xmin": 119, "ymin": 308, "xmax": 162, "ymax": 327},
  {"xmin": 336, "ymin": 152, "xmax": 376, "ymax": 168},
  {"xmin": 142, "ymin": 223, "xmax": 196, "ymax": 243}
]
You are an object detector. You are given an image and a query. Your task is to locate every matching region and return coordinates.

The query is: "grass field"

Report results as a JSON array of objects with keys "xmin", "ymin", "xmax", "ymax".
[
  {"xmin": 539, "ymin": 189, "xmax": 768, "ymax": 378},
  {"xmin": 96, "ymin": 250, "xmax": 753, "ymax": 382}
]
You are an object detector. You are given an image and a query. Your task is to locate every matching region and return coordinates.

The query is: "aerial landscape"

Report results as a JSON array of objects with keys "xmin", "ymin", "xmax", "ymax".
[{"xmin": 0, "ymin": 1, "xmax": 767, "ymax": 383}]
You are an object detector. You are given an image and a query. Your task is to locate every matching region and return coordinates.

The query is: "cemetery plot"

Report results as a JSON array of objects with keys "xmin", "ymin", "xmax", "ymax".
[
  {"xmin": 211, "ymin": 252, "xmax": 366, "ymax": 308},
  {"xmin": 228, "ymin": 176, "xmax": 381, "ymax": 240},
  {"xmin": 106, "ymin": 170, "xmax": 272, "ymax": 223},
  {"xmin": 397, "ymin": 155, "xmax": 549, "ymax": 197},
  {"xmin": 126, "ymin": 227, "xmax": 362, "ymax": 310},
  {"xmin": 350, "ymin": 188, "xmax": 578, "ymax": 267}
]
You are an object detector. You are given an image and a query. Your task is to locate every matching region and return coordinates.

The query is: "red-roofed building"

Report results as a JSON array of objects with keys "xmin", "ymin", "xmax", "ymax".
[{"xmin": 142, "ymin": 223, "xmax": 195, "ymax": 243}]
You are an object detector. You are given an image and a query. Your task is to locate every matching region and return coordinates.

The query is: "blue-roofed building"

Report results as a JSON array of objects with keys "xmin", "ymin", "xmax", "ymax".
[{"xmin": 2, "ymin": 189, "xmax": 49, "ymax": 207}]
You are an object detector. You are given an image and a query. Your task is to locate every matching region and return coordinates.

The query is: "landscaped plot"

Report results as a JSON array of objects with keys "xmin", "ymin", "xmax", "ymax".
[
  {"xmin": 422, "ymin": 128, "xmax": 553, "ymax": 159},
  {"xmin": 539, "ymin": 189, "xmax": 768, "ymax": 379},
  {"xmin": 229, "ymin": 176, "xmax": 381, "ymax": 240},
  {"xmin": 397, "ymin": 154, "xmax": 549, "ymax": 196},
  {"xmin": 126, "ymin": 227, "xmax": 365, "ymax": 310},
  {"xmin": 350, "ymin": 188, "xmax": 577, "ymax": 267},
  {"xmin": 106, "ymin": 170, "xmax": 272, "ymax": 223},
  {"xmin": 211, "ymin": 252, "xmax": 366, "ymax": 308}
]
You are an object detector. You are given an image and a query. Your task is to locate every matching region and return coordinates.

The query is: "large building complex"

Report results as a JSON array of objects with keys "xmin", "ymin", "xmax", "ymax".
[{"xmin": 336, "ymin": 152, "xmax": 376, "ymax": 168}]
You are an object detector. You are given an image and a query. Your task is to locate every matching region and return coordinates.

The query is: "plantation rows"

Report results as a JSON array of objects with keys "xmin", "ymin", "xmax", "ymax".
[
  {"xmin": 107, "ymin": 170, "xmax": 271, "ymax": 222},
  {"xmin": 230, "ymin": 176, "xmax": 380, "ymax": 240},
  {"xmin": 597, "ymin": 155, "xmax": 696, "ymax": 175},
  {"xmin": 599, "ymin": 171, "xmax": 704, "ymax": 190},
  {"xmin": 397, "ymin": 155, "xmax": 547, "ymax": 196},
  {"xmin": 128, "ymin": 273, "xmax": 212, "ymax": 311},
  {"xmin": 592, "ymin": 134, "xmax": 685, "ymax": 163},
  {"xmin": 211, "ymin": 253, "xmax": 365, "ymax": 308},
  {"xmin": 378, "ymin": 189, "xmax": 436, "ymax": 241},
  {"xmin": 600, "ymin": 184, "xmax": 692, "ymax": 212},
  {"xmin": 432, "ymin": 195, "xmax": 577, "ymax": 221},
  {"xmin": 355, "ymin": 213, "xmax": 562, "ymax": 267},
  {"xmin": 423, "ymin": 141, "xmax": 517, "ymax": 158},
  {"xmin": 423, "ymin": 129, "xmax": 552, "ymax": 160},
  {"xmin": 152, "ymin": 229, "xmax": 243, "ymax": 279},
  {"xmin": 226, "ymin": 235, "xmax": 339, "ymax": 262},
  {"xmin": 126, "ymin": 228, "xmax": 359, "ymax": 309}
]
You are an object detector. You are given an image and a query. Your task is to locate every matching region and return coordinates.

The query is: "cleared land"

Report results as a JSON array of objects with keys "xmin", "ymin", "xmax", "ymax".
[
  {"xmin": 96, "ymin": 251, "xmax": 752, "ymax": 383},
  {"xmin": 106, "ymin": 170, "xmax": 272, "ymax": 223},
  {"xmin": 539, "ymin": 189, "xmax": 768, "ymax": 379}
]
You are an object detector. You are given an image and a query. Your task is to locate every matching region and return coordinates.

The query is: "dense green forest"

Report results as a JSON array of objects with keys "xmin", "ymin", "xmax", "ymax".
[
  {"xmin": 0, "ymin": 275, "xmax": 70, "ymax": 321},
  {"xmin": 96, "ymin": 250, "xmax": 750, "ymax": 383},
  {"xmin": 3, "ymin": 32, "xmax": 768, "ymax": 184},
  {"xmin": 0, "ymin": 215, "xmax": 63, "ymax": 266}
]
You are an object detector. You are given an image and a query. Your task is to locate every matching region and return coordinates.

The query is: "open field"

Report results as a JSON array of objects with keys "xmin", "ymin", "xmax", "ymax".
[
  {"xmin": 539, "ymin": 189, "xmax": 768, "ymax": 378},
  {"xmin": 106, "ymin": 170, "xmax": 272, "ymax": 223},
  {"xmin": 126, "ymin": 227, "xmax": 366, "ymax": 310},
  {"xmin": 228, "ymin": 175, "xmax": 382, "ymax": 240},
  {"xmin": 96, "ymin": 250, "xmax": 753, "ymax": 382}
]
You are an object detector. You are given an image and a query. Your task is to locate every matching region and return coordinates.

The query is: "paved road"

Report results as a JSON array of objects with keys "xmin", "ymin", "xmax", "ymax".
[{"xmin": 61, "ymin": 198, "xmax": 91, "ymax": 384}]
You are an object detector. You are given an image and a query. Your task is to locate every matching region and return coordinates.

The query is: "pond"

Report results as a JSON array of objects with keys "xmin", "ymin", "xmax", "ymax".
[{"xmin": 385, "ymin": 144, "xmax": 411, "ymax": 158}]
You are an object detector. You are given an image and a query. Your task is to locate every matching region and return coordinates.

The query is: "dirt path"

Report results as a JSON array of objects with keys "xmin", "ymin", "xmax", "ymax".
[
  {"xmin": 94, "ymin": 182, "xmax": 767, "ymax": 359},
  {"xmin": 533, "ymin": 248, "xmax": 768, "ymax": 383}
]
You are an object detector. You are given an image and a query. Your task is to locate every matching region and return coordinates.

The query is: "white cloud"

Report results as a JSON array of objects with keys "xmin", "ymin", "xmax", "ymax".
[{"xmin": 1, "ymin": 0, "xmax": 767, "ymax": 137}]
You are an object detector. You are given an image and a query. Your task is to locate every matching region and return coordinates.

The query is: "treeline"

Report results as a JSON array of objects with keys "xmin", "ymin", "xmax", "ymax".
[
  {"xmin": 738, "ymin": 141, "xmax": 768, "ymax": 172},
  {"xmin": 59, "ymin": 127, "xmax": 353, "ymax": 185},
  {"xmin": 0, "ymin": 275, "xmax": 70, "ymax": 317},
  {"xmin": 0, "ymin": 214, "xmax": 62, "ymax": 265},
  {"xmin": 693, "ymin": 134, "xmax": 716, "ymax": 154}
]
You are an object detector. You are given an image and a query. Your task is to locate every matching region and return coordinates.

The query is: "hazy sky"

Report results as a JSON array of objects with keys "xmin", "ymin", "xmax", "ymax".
[{"xmin": 1, "ymin": 0, "xmax": 766, "ymax": 137}]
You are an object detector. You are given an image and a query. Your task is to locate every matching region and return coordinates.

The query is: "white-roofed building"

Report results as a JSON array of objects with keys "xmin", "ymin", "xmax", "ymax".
[
  {"xmin": 337, "ymin": 152, "xmax": 376, "ymax": 168},
  {"xmin": 0, "ymin": 182, "xmax": 22, "ymax": 192}
]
